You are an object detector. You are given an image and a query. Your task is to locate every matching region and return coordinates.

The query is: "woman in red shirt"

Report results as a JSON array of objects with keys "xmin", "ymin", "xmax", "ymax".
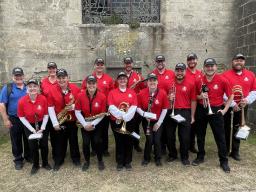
[{"xmin": 18, "ymin": 79, "xmax": 51, "ymax": 175}]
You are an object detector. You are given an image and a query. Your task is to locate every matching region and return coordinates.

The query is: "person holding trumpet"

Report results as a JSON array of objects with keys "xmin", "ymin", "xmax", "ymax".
[
  {"xmin": 192, "ymin": 58, "xmax": 233, "ymax": 173},
  {"xmin": 222, "ymin": 53, "xmax": 256, "ymax": 161},
  {"xmin": 108, "ymin": 72, "xmax": 137, "ymax": 171},
  {"xmin": 166, "ymin": 63, "xmax": 196, "ymax": 165},
  {"xmin": 17, "ymin": 79, "xmax": 51, "ymax": 175},
  {"xmin": 48, "ymin": 69, "xmax": 81, "ymax": 171},
  {"xmin": 137, "ymin": 73, "xmax": 169, "ymax": 166},
  {"xmin": 75, "ymin": 75, "xmax": 107, "ymax": 171}
]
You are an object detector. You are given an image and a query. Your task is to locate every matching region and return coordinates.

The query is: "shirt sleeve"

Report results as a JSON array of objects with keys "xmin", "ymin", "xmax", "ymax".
[
  {"xmin": 190, "ymin": 83, "xmax": 197, "ymax": 101},
  {"xmin": 47, "ymin": 91, "xmax": 54, "ymax": 107},
  {"xmin": 75, "ymin": 94, "xmax": 82, "ymax": 111},
  {"xmin": 17, "ymin": 98, "xmax": 25, "ymax": 117},
  {"xmin": 42, "ymin": 96, "xmax": 48, "ymax": 115},
  {"xmin": 0, "ymin": 85, "xmax": 8, "ymax": 104},
  {"xmin": 101, "ymin": 95, "xmax": 107, "ymax": 113},
  {"xmin": 223, "ymin": 78, "xmax": 232, "ymax": 97},
  {"xmin": 107, "ymin": 91, "xmax": 114, "ymax": 106},
  {"xmin": 162, "ymin": 91, "xmax": 170, "ymax": 109}
]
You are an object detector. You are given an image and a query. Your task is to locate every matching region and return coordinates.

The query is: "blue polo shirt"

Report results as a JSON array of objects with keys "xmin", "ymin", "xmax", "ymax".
[{"xmin": 0, "ymin": 83, "xmax": 27, "ymax": 116}]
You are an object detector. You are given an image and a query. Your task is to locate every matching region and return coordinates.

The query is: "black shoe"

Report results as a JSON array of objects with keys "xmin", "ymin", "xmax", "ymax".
[
  {"xmin": 98, "ymin": 161, "xmax": 105, "ymax": 171},
  {"xmin": 192, "ymin": 158, "xmax": 204, "ymax": 166},
  {"xmin": 42, "ymin": 164, "xmax": 52, "ymax": 171},
  {"xmin": 230, "ymin": 153, "xmax": 241, "ymax": 161},
  {"xmin": 116, "ymin": 164, "xmax": 123, "ymax": 171},
  {"xmin": 91, "ymin": 151, "xmax": 96, "ymax": 157},
  {"xmin": 155, "ymin": 160, "xmax": 162, "ymax": 167},
  {"xmin": 103, "ymin": 151, "xmax": 110, "ymax": 157},
  {"xmin": 125, "ymin": 163, "xmax": 132, "ymax": 171},
  {"xmin": 166, "ymin": 157, "xmax": 177, "ymax": 162},
  {"xmin": 189, "ymin": 147, "xmax": 198, "ymax": 154},
  {"xmin": 141, "ymin": 160, "xmax": 149, "ymax": 166},
  {"xmin": 15, "ymin": 163, "xmax": 23, "ymax": 170},
  {"xmin": 82, "ymin": 162, "xmax": 90, "ymax": 171},
  {"xmin": 134, "ymin": 145, "xmax": 143, "ymax": 153},
  {"xmin": 181, "ymin": 159, "xmax": 190, "ymax": 166},
  {"xmin": 220, "ymin": 163, "xmax": 230, "ymax": 173},
  {"xmin": 73, "ymin": 161, "xmax": 81, "ymax": 167},
  {"xmin": 30, "ymin": 166, "xmax": 39, "ymax": 175},
  {"xmin": 53, "ymin": 164, "xmax": 60, "ymax": 171}
]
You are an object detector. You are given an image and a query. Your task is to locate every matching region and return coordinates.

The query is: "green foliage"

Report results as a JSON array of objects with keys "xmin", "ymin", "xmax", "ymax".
[{"xmin": 128, "ymin": 19, "xmax": 140, "ymax": 29}]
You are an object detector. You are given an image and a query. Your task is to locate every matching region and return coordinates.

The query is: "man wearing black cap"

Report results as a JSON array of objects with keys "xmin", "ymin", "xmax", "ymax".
[
  {"xmin": 166, "ymin": 63, "xmax": 196, "ymax": 165},
  {"xmin": 47, "ymin": 69, "xmax": 81, "ymax": 171},
  {"xmin": 222, "ymin": 54, "xmax": 256, "ymax": 161},
  {"xmin": 192, "ymin": 58, "xmax": 233, "ymax": 173},
  {"xmin": 108, "ymin": 72, "xmax": 138, "ymax": 171},
  {"xmin": 0, "ymin": 67, "xmax": 31, "ymax": 170},
  {"xmin": 81, "ymin": 58, "xmax": 114, "ymax": 157},
  {"xmin": 152, "ymin": 55, "xmax": 175, "ymax": 155},
  {"xmin": 137, "ymin": 73, "xmax": 169, "ymax": 166},
  {"xmin": 75, "ymin": 75, "xmax": 107, "ymax": 171},
  {"xmin": 122, "ymin": 57, "xmax": 145, "ymax": 153},
  {"xmin": 41, "ymin": 62, "xmax": 58, "ymax": 161},
  {"xmin": 186, "ymin": 53, "xmax": 202, "ymax": 153}
]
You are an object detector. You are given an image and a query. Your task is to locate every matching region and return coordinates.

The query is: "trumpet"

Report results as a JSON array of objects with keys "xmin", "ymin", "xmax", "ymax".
[
  {"xmin": 201, "ymin": 82, "xmax": 214, "ymax": 115},
  {"xmin": 169, "ymin": 83, "xmax": 176, "ymax": 117},
  {"xmin": 115, "ymin": 102, "xmax": 130, "ymax": 135}
]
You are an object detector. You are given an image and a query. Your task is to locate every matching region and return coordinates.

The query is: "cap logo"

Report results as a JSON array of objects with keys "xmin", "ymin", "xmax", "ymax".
[{"xmin": 213, "ymin": 84, "xmax": 218, "ymax": 90}]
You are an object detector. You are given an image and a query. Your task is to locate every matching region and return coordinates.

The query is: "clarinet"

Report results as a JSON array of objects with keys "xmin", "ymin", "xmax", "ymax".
[
  {"xmin": 145, "ymin": 92, "xmax": 155, "ymax": 135},
  {"xmin": 34, "ymin": 113, "xmax": 39, "ymax": 132}
]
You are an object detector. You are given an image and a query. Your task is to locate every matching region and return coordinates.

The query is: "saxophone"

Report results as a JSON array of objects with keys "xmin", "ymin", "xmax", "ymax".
[{"xmin": 57, "ymin": 94, "xmax": 75, "ymax": 126}]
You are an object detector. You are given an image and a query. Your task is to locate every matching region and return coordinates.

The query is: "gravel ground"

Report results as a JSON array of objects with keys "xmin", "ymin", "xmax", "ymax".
[{"xmin": 0, "ymin": 132, "xmax": 256, "ymax": 192}]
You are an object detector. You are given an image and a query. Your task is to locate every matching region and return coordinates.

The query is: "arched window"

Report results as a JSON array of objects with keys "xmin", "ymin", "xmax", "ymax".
[{"xmin": 82, "ymin": 0, "xmax": 160, "ymax": 24}]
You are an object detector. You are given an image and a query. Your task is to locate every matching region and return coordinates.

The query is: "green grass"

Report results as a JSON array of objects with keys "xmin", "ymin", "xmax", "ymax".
[{"xmin": 0, "ymin": 133, "xmax": 9, "ymax": 146}]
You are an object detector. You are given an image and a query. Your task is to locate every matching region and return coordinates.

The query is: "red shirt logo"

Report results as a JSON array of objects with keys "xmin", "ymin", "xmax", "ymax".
[
  {"xmin": 95, "ymin": 102, "xmax": 99, "ymax": 108},
  {"xmin": 128, "ymin": 94, "xmax": 132, "ymax": 98},
  {"xmin": 213, "ymin": 84, "xmax": 219, "ymax": 90},
  {"xmin": 182, "ymin": 86, "xmax": 187, "ymax": 92},
  {"xmin": 103, "ymin": 81, "xmax": 107, "ymax": 84},
  {"xmin": 244, "ymin": 77, "xmax": 249, "ymax": 82},
  {"xmin": 155, "ymin": 99, "xmax": 159, "ymax": 105},
  {"xmin": 37, "ymin": 105, "xmax": 42, "ymax": 111},
  {"xmin": 165, "ymin": 76, "xmax": 169, "ymax": 80}
]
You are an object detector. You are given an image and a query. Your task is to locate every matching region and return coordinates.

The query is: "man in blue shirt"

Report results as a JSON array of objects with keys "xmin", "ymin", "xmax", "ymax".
[{"xmin": 0, "ymin": 67, "xmax": 31, "ymax": 170}]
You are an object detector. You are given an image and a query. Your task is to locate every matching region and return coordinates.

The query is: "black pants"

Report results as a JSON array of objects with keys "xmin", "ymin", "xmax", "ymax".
[
  {"xmin": 190, "ymin": 121, "xmax": 197, "ymax": 149},
  {"xmin": 195, "ymin": 104, "xmax": 228, "ymax": 164},
  {"xmin": 81, "ymin": 120, "xmax": 104, "ymax": 162},
  {"xmin": 110, "ymin": 119, "xmax": 135, "ymax": 165},
  {"xmin": 44, "ymin": 120, "xmax": 55, "ymax": 160},
  {"xmin": 166, "ymin": 109, "xmax": 191, "ymax": 160},
  {"xmin": 161, "ymin": 110, "xmax": 171, "ymax": 151},
  {"xmin": 24, "ymin": 122, "xmax": 49, "ymax": 167},
  {"xmin": 9, "ymin": 116, "xmax": 31, "ymax": 164},
  {"xmin": 133, "ymin": 113, "xmax": 142, "ymax": 148},
  {"xmin": 142, "ymin": 119, "xmax": 163, "ymax": 161},
  {"xmin": 53, "ymin": 121, "xmax": 80, "ymax": 165},
  {"xmin": 224, "ymin": 107, "xmax": 248, "ymax": 155},
  {"xmin": 101, "ymin": 116, "xmax": 110, "ymax": 153}
]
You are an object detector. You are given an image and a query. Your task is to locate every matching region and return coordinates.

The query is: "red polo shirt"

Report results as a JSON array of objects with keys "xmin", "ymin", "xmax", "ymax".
[
  {"xmin": 108, "ymin": 88, "xmax": 137, "ymax": 120},
  {"xmin": 195, "ymin": 74, "xmax": 231, "ymax": 107},
  {"xmin": 81, "ymin": 72, "xmax": 114, "ymax": 97},
  {"xmin": 222, "ymin": 69, "xmax": 256, "ymax": 98},
  {"xmin": 127, "ymin": 71, "xmax": 146, "ymax": 94},
  {"xmin": 75, "ymin": 90, "xmax": 106, "ymax": 117},
  {"xmin": 186, "ymin": 69, "xmax": 202, "ymax": 83},
  {"xmin": 41, "ymin": 76, "xmax": 58, "ymax": 98},
  {"xmin": 152, "ymin": 68, "xmax": 175, "ymax": 94},
  {"xmin": 137, "ymin": 88, "xmax": 169, "ymax": 119},
  {"xmin": 48, "ymin": 83, "xmax": 80, "ymax": 121},
  {"xmin": 168, "ymin": 78, "xmax": 196, "ymax": 109},
  {"xmin": 18, "ymin": 94, "xmax": 48, "ymax": 123}
]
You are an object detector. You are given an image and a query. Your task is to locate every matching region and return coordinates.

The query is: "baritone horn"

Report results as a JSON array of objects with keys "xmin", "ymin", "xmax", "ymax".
[
  {"xmin": 115, "ymin": 102, "xmax": 130, "ymax": 134},
  {"xmin": 232, "ymin": 85, "xmax": 245, "ymax": 127}
]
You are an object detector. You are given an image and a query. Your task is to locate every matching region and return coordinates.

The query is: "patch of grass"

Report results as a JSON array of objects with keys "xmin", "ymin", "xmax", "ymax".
[{"xmin": 0, "ymin": 133, "xmax": 9, "ymax": 146}]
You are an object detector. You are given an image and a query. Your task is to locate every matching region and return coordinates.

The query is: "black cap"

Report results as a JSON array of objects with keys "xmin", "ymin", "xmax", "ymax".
[
  {"xmin": 94, "ymin": 58, "xmax": 104, "ymax": 64},
  {"xmin": 175, "ymin": 63, "xmax": 186, "ymax": 70},
  {"xmin": 155, "ymin": 55, "xmax": 165, "ymax": 62},
  {"xmin": 12, "ymin": 67, "xmax": 24, "ymax": 76},
  {"xmin": 47, "ymin": 62, "xmax": 57, "ymax": 68},
  {"xmin": 86, "ymin": 75, "xmax": 97, "ymax": 83},
  {"xmin": 27, "ymin": 79, "xmax": 39, "ymax": 85},
  {"xmin": 187, "ymin": 53, "xmax": 198, "ymax": 61},
  {"xmin": 56, "ymin": 69, "xmax": 68, "ymax": 77},
  {"xmin": 147, "ymin": 73, "xmax": 157, "ymax": 80},
  {"xmin": 204, "ymin": 58, "xmax": 217, "ymax": 66},
  {"xmin": 117, "ymin": 72, "xmax": 128, "ymax": 79},
  {"xmin": 232, "ymin": 53, "xmax": 245, "ymax": 61},
  {"xmin": 123, "ymin": 57, "xmax": 133, "ymax": 64}
]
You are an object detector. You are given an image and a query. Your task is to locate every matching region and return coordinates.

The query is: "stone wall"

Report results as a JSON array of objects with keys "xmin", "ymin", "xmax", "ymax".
[{"xmin": 236, "ymin": 0, "xmax": 256, "ymax": 129}]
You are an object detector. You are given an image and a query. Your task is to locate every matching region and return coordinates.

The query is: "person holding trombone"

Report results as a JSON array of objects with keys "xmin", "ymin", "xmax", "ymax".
[{"xmin": 192, "ymin": 58, "xmax": 233, "ymax": 173}]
